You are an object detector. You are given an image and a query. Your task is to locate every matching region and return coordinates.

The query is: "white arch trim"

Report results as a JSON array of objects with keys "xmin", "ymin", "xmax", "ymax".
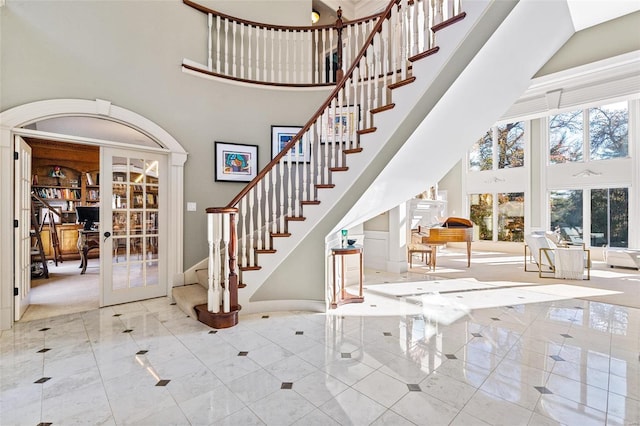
[{"xmin": 0, "ymin": 98, "xmax": 188, "ymax": 330}]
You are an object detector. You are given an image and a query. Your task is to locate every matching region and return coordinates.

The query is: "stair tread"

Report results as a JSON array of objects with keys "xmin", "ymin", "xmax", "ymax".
[
  {"xmin": 329, "ymin": 167, "xmax": 349, "ymax": 172},
  {"xmin": 256, "ymin": 249, "xmax": 277, "ymax": 254},
  {"xmin": 389, "ymin": 77, "xmax": 416, "ymax": 90},
  {"xmin": 357, "ymin": 127, "xmax": 376, "ymax": 135},
  {"xmin": 301, "ymin": 200, "xmax": 321, "ymax": 205},
  {"xmin": 409, "ymin": 46, "xmax": 440, "ymax": 63},
  {"xmin": 344, "ymin": 148, "xmax": 363, "ymax": 154},
  {"xmin": 239, "ymin": 265, "xmax": 262, "ymax": 271},
  {"xmin": 315, "ymin": 184, "xmax": 335, "ymax": 189},
  {"xmin": 285, "ymin": 216, "xmax": 306, "ymax": 221},
  {"xmin": 271, "ymin": 232, "xmax": 291, "ymax": 237},
  {"xmin": 371, "ymin": 104, "xmax": 395, "ymax": 114}
]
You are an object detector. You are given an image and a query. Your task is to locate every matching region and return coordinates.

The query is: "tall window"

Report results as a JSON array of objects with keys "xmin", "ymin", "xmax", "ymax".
[
  {"xmin": 469, "ymin": 193, "xmax": 493, "ymax": 240},
  {"xmin": 591, "ymin": 188, "xmax": 628, "ymax": 247},
  {"xmin": 497, "ymin": 123, "xmax": 525, "ymax": 169},
  {"xmin": 469, "ymin": 123, "xmax": 525, "ymax": 171},
  {"xmin": 498, "ymin": 193, "xmax": 524, "ymax": 242},
  {"xmin": 550, "ymin": 190, "xmax": 583, "ymax": 244},
  {"xmin": 549, "ymin": 102, "xmax": 628, "ymax": 163}
]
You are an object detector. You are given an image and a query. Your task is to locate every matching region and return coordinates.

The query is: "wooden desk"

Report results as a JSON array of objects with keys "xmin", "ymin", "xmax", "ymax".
[
  {"xmin": 330, "ymin": 245, "xmax": 364, "ymax": 309},
  {"xmin": 77, "ymin": 230, "xmax": 99, "ymax": 274}
]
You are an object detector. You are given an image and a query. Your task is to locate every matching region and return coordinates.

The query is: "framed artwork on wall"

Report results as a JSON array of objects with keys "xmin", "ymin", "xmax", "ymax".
[
  {"xmin": 215, "ymin": 141, "xmax": 258, "ymax": 182},
  {"xmin": 323, "ymin": 105, "xmax": 359, "ymax": 143},
  {"xmin": 271, "ymin": 125, "xmax": 310, "ymax": 163}
]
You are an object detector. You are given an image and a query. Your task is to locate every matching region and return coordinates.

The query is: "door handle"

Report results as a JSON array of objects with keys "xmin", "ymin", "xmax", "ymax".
[{"xmin": 103, "ymin": 231, "xmax": 111, "ymax": 242}]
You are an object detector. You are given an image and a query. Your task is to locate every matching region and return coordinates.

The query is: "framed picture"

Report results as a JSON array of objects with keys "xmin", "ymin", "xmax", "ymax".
[
  {"xmin": 271, "ymin": 125, "xmax": 310, "ymax": 163},
  {"xmin": 323, "ymin": 105, "xmax": 359, "ymax": 143},
  {"xmin": 215, "ymin": 141, "xmax": 258, "ymax": 182}
]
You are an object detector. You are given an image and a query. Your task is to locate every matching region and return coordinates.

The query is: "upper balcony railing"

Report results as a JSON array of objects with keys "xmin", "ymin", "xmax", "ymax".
[{"xmin": 183, "ymin": 0, "xmax": 459, "ymax": 87}]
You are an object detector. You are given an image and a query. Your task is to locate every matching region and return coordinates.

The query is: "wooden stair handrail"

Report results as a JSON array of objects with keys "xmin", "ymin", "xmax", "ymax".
[
  {"xmin": 183, "ymin": 0, "xmax": 384, "ymax": 32},
  {"xmin": 31, "ymin": 191, "xmax": 63, "ymax": 220},
  {"xmin": 220, "ymin": 0, "xmax": 400, "ymax": 210}
]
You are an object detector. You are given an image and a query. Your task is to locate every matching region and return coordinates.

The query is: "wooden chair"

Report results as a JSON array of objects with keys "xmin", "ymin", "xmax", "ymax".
[{"xmin": 408, "ymin": 243, "xmax": 433, "ymax": 268}]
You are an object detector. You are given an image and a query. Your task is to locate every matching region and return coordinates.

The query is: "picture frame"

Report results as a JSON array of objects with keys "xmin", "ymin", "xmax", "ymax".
[
  {"xmin": 271, "ymin": 125, "xmax": 310, "ymax": 163},
  {"xmin": 215, "ymin": 141, "xmax": 258, "ymax": 182},
  {"xmin": 323, "ymin": 105, "xmax": 359, "ymax": 143}
]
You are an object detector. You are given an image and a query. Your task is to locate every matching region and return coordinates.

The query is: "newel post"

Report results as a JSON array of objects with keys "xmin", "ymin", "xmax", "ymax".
[
  {"xmin": 201, "ymin": 207, "xmax": 239, "ymax": 329},
  {"xmin": 335, "ymin": 7, "xmax": 344, "ymax": 82}
]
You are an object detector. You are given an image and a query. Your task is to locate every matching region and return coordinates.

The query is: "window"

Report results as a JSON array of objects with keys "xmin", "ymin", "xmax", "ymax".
[
  {"xmin": 591, "ymin": 188, "xmax": 628, "ymax": 247},
  {"xmin": 469, "ymin": 131, "xmax": 492, "ymax": 171},
  {"xmin": 549, "ymin": 110, "xmax": 583, "ymax": 163},
  {"xmin": 549, "ymin": 102, "xmax": 628, "ymax": 163},
  {"xmin": 497, "ymin": 123, "xmax": 525, "ymax": 169},
  {"xmin": 550, "ymin": 190, "xmax": 583, "ymax": 244},
  {"xmin": 469, "ymin": 193, "xmax": 493, "ymax": 240},
  {"xmin": 498, "ymin": 193, "xmax": 524, "ymax": 242},
  {"xmin": 589, "ymin": 102, "xmax": 629, "ymax": 160},
  {"xmin": 469, "ymin": 123, "xmax": 525, "ymax": 171}
]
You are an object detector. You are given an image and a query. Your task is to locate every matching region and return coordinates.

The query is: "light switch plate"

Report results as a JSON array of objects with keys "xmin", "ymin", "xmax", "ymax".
[{"xmin": 187, "ymin": 202, "xmax": 197, "ymax": 211}]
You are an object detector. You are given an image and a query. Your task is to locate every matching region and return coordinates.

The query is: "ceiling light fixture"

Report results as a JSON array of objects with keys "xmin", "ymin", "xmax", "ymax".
[{"xmin": 311, "ymin": 9, "xmax": 320, "ymax": 24}]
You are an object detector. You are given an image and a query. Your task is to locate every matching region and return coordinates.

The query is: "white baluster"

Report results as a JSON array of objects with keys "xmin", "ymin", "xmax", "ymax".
[
  {"xmin": 240, "ymin": 197, "xmax": 247, "ymax": 268},
  {"xmin": 222, "ymin": 214, "xmax": 231, "ymax": 313},
  {"xmin": 315, "ymin": 119, "xmax": 323, "ymax": 188},
  {"xmin": 314, "ymin": 30, "xmax": 319, "ymax": 83},
  {"xmin": 232, "ymin": 21, "xmax": 237, "ymax": 77},
  {"xmin": 248, "ymin": 25, "xmax": 252, "ymax": 81},
  {"xmin": 207, "ymin": 213, "xmax": 220, "ymax": 313},
  {"xmin": 216, "ymin": 15, "xmax": 221, "ymax": 72},
  {"xmin": 422, "ymin": 0, "xmax": 430, "ymax": 51},
  {"xmin": 328, "ymin": 28, "xmax": 334, "ymax": 83},
  {"xmin": 287, "ymin": 148, "xmax": 293, "ymax": 218},
  {"xmin": 302, "ymin": 130, "xmax": 308, "ymax": 204},
  {"xmin": 207, "ymin": 13, "xmax": 213, "ymax": 70},
  {"xmin": 248, "ymin": 187, "xmax": 255, "ymax": 267},
  {"xmin": 240, "ymin": 23, "xmax": 245, "ymax": 79},
  {"xmin": 271, "ymin": 29, "xmax": 275, "ymax": 83},
  {"xmin": 263, "ymin": 172, "xmax": 270, "ymax": 250},
  {"xmin": 412, "ymin": 0, "xmax": 419, "ymax": 56},
  {"xmin": 279, "ymin": 162, "xmax": 285, "ymax": 232},
  {"xmin": 271, "ymin": 168, "xmax": 277, "ymax": 236},
  {"xmin": 256, "ymin": 179, "xmax": 262, "ymax": 250},
  {"xmin": 382, "ymin": 17, "xmax": 390, "ymax": 107},
  {"xmin": 224, "ymin": 18, "xmax": 229, "ymax": 75}
]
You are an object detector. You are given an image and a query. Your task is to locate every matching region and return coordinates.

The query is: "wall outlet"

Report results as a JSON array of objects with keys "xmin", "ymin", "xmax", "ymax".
[{"xmin": 187, "ymin": 202, "xmax": 197, "ymax": 211}]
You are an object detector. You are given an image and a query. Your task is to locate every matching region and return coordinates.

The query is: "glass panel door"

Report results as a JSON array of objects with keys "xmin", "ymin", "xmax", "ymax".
[{"xmin": 102, "ymin": 148, "xmax": 165, "ymax": 306}]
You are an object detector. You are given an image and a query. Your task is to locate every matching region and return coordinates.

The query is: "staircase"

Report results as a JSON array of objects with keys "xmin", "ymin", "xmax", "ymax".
[{"xmin": 174, "ymin": 0, "xmax": 576, "ymax": 326}]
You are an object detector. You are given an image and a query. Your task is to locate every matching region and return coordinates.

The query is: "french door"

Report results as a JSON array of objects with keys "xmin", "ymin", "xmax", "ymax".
[
  {"xmin": 100, "ymin": 147, "xmax": 167, "ymax": 306},
  {"xmin": 14, "ymin": 136, "xmax": 32, "ymax": 320}
]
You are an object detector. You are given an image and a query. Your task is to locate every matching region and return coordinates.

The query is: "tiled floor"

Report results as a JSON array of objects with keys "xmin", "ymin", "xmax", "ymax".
[{"xmin": 1, "ymin": 273, "xmax": 639, "ymax": 425}]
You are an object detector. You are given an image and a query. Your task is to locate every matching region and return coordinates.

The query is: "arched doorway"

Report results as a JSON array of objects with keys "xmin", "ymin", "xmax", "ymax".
[{"xmin": 0, "ymin": 99, "xmax": 187, "ymax": 330}]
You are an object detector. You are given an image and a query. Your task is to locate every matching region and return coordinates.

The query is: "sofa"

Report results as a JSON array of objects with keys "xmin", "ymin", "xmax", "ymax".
[{"xmin": 605, "ymin": 248, "xmax": 640, "ymax": 270}]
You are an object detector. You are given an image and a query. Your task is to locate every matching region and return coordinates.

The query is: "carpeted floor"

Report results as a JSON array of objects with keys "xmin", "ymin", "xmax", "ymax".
[{"xmin": 407, "ymin": 247, "xmax": 640, "ymax": 309}]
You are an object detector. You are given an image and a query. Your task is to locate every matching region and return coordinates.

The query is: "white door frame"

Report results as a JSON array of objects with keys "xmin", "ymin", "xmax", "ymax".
[{"xmin": 0, "ymin": 98, "xmax": 187, "ymax": 330}]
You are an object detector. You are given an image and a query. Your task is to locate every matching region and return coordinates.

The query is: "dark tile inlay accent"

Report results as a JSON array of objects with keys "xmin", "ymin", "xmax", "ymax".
[
  {"xmin": 574, "ymin": 306, "xmax": 584, "ymax": 310},
  {"xmin": 491, "ymin": 317, "xmax": 501, "ymax": 321},
  {"xmin": 383, "ymin": 332, "xmax": 392, "ymax": 337},
  {"xmin": 341, "ymin": 353, "xmax": 351, "ymax": 359},
  {"xmin": 123, "ymin": 329, "xmax": 133, "ymax": 333},
  {"xmin": 456, "ymin": 295, "xmax": 464, "ymax": 298},
  {"xmin": 39, "ymin": 327, "xmax": 50, "ymax": 332},
  {"xmin": 37, "ymin": 423, "xmax": 53, "ymax": 426},
  {"xmin": 417, "ymin": 288, "xmax": 422, "ymax": 290},
  {"xmin": 208, "ymin": 330, "xmax": 218, "ymax": 334},
  {"xmin": 370, "ymin": 305, "xmax": 377, "ymax": 307},
  {"xmin": 517, "ymin": 296, "xmax": 525, "ymax": 299},
  {"xmin": 156, "ymin": 379, "xmax": 171, "ymax": 386},
  {"xmin": 281, "ymin": 382, "xmax": 293, "ymax": 389},
  {"xmin": 535, "ymin": 386, "xmax": 553, "ymax": 394},
  {"xmin": 295, "ymin": 331, "xmax": 304, "ymax": 335},
  {"xmin": 506, "ymin": 306, "xmax": 514, "ymax": 309},
  {"xmin": 34, "ymin": 377, "xmax": 51, "ymax": 384},
  {"xmin": 113, "ymin": 313, "xmax": 122, "ymax": 317},
  {"xmin": 560, "ymin": 334, "xmax": 573, "ymax": 338},
  {"xmin": 170, "ymin": 302, "xmax": 176, "ymax": 305},
  {"xmin": 471, "ymin": 333, "xmax": 482, "ymax": 337},
  {"xmin": 407, "ymin": 384, "xmax": 421, "ymax": 391},
  {"xmin": 136, "ymin": 350, "xmax": 148, "ymax": 355},
  {"xmin": 262, "ymin": 315, "xmax": 269, "ymax": 319},
  {"xmin": 445, "ymin": 354, "xmax": 457, "ymax": 359},
  {"xmin": 37, "ymin": 348, "xmax": 51, "ymax": 353},
  {"xmin": 550, "ymin": 355, "xmax": 565, "ymax": 361},
  {"xmin": 238, "ymin": 351, "xmax": 249, "ymax": 356}
]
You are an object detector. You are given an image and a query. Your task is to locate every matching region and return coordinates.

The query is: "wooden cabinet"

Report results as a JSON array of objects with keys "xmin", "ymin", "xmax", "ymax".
[{"xmin": 38, "ymin": 224, "xmax": 83, "ymax": 260}]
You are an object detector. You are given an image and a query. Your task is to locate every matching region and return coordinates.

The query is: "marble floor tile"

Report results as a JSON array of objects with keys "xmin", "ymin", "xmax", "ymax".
[{"xmin": 3, "ymin": 270, "xmax": 640, "ymax": 425}]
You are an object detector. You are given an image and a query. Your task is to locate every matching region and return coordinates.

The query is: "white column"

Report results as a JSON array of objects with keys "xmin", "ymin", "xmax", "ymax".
[{"xmin": 386, "ymin": 204, "xmax": 408, "ymax": 273}]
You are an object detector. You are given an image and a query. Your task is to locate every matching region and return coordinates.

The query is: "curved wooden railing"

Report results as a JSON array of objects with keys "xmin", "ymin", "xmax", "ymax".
[
  {"xmin": 183, "ymin": 0, "xmax": 431, "ymax": 86},
  {"xmin": 204, "ymin": 0, "xmax": 463, "ymax": 315}
]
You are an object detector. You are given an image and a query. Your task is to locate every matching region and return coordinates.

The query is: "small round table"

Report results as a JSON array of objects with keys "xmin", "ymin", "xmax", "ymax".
[{"xmin": 330, "ymin": 245, "xmax": 364, "ymax": 309}]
